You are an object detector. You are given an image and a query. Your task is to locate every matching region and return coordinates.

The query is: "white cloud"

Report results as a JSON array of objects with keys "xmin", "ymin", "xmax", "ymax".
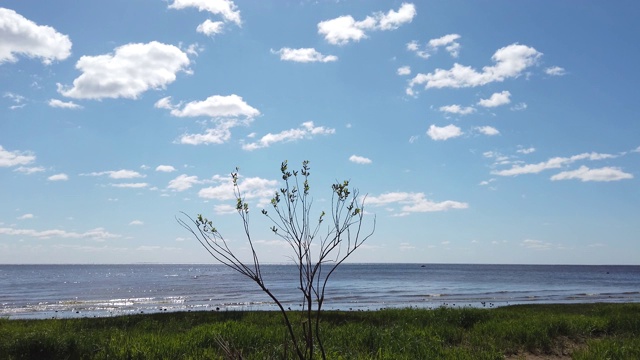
[
  {"xmin": 0, "ymin": 145, "xmax": 36, "ymax": 167},
  {"xmin": 349, "ymin": 155, "xmax": 372, "ymax": 164},
  {"xmin": 271, "ymin": 48, "xmax": 337, "ymax": 63},
  {"xmin": 154, "ymin": 94, "xmax": 260, "ymax": 145},
  {"xmin": 426, "ymin": 124, "xmax": 463, "ymax": 141},
  {"xmin": 511, "ymin": 102, "xmax": 528, "ymax": 111},
  {"xmin": 168, "ymin": 0, "xmax": 242, "ymax": 26},
  {"xmin": 439, "ymin": 104, "xmax": 475, "ymax": 115},
  {"xmin": 428, "ymin": 33, "xmax": 460, "ymax": 48},
  {"xmin": 156, "ymin": 165, "xmax": 176, "ymax": 172},
  {"xmin": 517, "ymin": 147, "xmax": 536, "ymax": 154},
  {"xmin": 476, "ymin": 126, "xmax": 500, "ymax": 136},
  {"xmin": 0, "ymin": 226, "xmax": 120, "ymax": 240},
  {"xmin": 177, "ymin": 120, "xmax": 237, "ymax": 145},
  {"xmin": 428, "ymin": 33, "xmax": 461, "ymax": 57},
  {"xmin": 367, "ymin": 192, "xmax": 468, "ymax": 214},
  {"xmin": 408, "ymin": 44, "xmax": 541, "ymax": 94},
  {"xmin": 111, "ymin": 183, "xmax": 148, "ymax": 188},
  {"xmin": 214, "ymin": 203, "xmax": 238, "ymax": 215},
  {"xmin": 4, "ymin": 92, "xmax": 25, "ymax": 103},
  {"xmin": 376, "ymin": 3, "xmax": 417, "ymax": 30},
  {"xmin": 0, "ymin": 8, "xmax": 72, "ymax": 64},
  {"xmin": 406, "ymin": 40, "xmax": 430, "ymax": 59},
  {"xmin": 397, "ymin": 66, "xmax": 411, "ymax": 76},
  {"xmin": 199, "ymin": 177, "xmax": 278, "ymax": 201},
  {"xmin": 407, "ymin": 34, "xmax": 461, "ymax": 59},
  {"xmin": 82, "ymin": 169, "xmax": 145, "ymax": 179},
  {"xmin": 522, "ymin": 239, "xmax": 552, "ymax": 250},
  {"xmin": 317, "ymin": 15, "xmax": 375, "ymax": 46},
  {"xmin": 160, "ymin": 94, "xmax": 259, "ymax": 119},
  {"xmin": 493, "ymin": 152, "xmax": 616, "ymax": 176},
  {"xmin": 14, "ymin": 166, "xmax": 45, "ymax": 174},
  {"xmin": 242, "ymin": 121, "xmax": 335, "ymax": 151},
  {"xmin": 154, "ymin": 96, "xmax": 173, "ymax": 110},
  {"xmin": 168, "ymin": 174, "xmax": 201, "ymax": 191},
  {"xmin": 477, "ymin": 91, "xmax": 511, "ymax": 108},
  {"xmin": 318, "ymin": 3, "xmax": 416, "ymax": 45},
  {"xmin": 48, "ymin": 99, "xmax": 82, "ymax": 109},
  {"xmin": 129, "ymin": 220, "xmax": 144, "ymax": 226},
  {"xmin": 479, "ymin": 178, "xmax": 496, "ymax": 186},
  {"xmin": 550, "ymin": 166, "xmax": 633, "ymax": 182},
  {"xmin": 48, "ymin": 173, "xmax": 68, "ymax": 181},
  {"xmin": 196, "ymin": 19, "xmax": 224, "ymax": 36},
  {"xmin": 57, "ymin": 41, "xmax": 190, "ymax": 99},
  {"xmin": 18, "ymin": 214, "xmax": 34, "ymax": 220},
  {"xmin": 545, "ymin": 66, "xmax": 566, "ymax": 76}
]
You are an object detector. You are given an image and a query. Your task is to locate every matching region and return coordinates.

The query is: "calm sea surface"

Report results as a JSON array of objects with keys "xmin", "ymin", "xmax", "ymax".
[{"xmin": 1, "ymin": 264, "xmax": 639, "ymax": 319}]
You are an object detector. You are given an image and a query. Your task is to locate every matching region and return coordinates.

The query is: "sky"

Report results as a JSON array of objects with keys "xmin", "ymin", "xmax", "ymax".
[{"xmin": 1, "ymin": 1, "xmax": 639, "ymax": 265}]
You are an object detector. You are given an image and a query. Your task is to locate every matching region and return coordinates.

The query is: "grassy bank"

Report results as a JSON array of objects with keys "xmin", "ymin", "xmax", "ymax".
[{"xmin": 1, "ymin": 303, "xmax": 639, "ymax": 359}]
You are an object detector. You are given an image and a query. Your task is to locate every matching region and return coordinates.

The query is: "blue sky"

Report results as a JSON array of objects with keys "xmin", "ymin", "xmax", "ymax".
[{"xmin": 1, "ymin": 1, "xmax": 639, "ymax": 265}]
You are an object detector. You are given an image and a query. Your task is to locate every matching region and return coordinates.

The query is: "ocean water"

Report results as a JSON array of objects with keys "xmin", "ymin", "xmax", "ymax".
[{"xmin": 1, "ymin": 264, "xmax": 639, "ymax": 319}]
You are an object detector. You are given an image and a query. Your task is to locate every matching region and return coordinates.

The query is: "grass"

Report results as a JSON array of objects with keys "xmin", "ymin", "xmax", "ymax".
[{"xmin": 1, "ymin": 303, "xmax": 639, "ymax": 359}]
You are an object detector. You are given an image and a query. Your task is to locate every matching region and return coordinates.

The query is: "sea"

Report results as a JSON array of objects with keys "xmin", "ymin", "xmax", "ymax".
[{"xmin": 1, "ymin": 264, "xmax": 639, "ymax": 319}]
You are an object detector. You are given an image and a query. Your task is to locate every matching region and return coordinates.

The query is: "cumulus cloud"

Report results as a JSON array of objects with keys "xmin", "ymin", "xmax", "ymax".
[
  {"xmin": 271, "ymin": 47, "xmax": 337, "ymax": 63},
  {"xmin": 14, "ymin": 166, "xmax": 45, "ymax": 174},
  {"xmin": 517, "ymin": 147, "xmax": 536, "ymax": 154},
  {"xmin": 407, "ymin": 44, "xmax": 541, "ymax": 94},
  {"xmin": 397, "ymin": 65, "xmax": 411, "ymax": 76},
  {"xmin": 157, "ymin": 94, "xmax": 259, "ymax": 119},
  {"xmin": 545, "ymin": 66, "xmax": 566, "ymax": 76},
  {"xmin": 129, "ymin": 220, "xmax": 144, "ymax": 226},
  {"xmin": 81, "ymin": 169, "xmax": 145, "ymax": 179},
  {"xmin": 406, "ymin": 40, "xmax": 430, "ymax": 59},
  {"xmin": 242, "ymin": 121, "xmax": 335, "ymax": 151},
  {"xmin": 168, "ymin": 0, "xmax": 242, "ymax": 26},
  {"xmin": 0, "ymin": 8, "xmax": 72, "ymax": 64},
  {"xmin": 550, "ymin": 166, "xmax": 633, "ymax": 182},
  {"xmin": 158, "ymin": 94, "xmax": 260, "ymax": 146},
  {"xmin": 111, "ymin": 183, "xmax": 148, "ymax": 188},
  {"xmin": 57, "ymin": 41, "xmax": 190, "ymax": 99},
  {"xmin": 318, "ymin": 3, "xmax": 416, "ymax": 45},
  {"xmin": 176, "ymin": 121, "xmax": 236, "ymax": 145},
  {"xmin": 376, "ymin": 3, "xmax": 417, "ymax": 30},
  {"xmin": 199, "ymin": 176, "xmax": 277, "ymax": 201},
  {"xmin": 439, "ymin": 104, "xmax": 475, "ymax": 115},
  {"xmin": 156, "ymin": 165, "xmax": 176, "ymax": 172},
  {"xmin": 426, "ymin": 124, "xmax": 463, "ymax": 141},
  {"xmin": 48, "ymin": 173, "xmax": 68, "ymax": 181},
  {"xmin": 0, "ymin": 226, "xmax": 120, "ymax": 241},
  {"xmin": 196, "ymin": 19, "xmax": 224, "ymax": 36},
  {"xmin": 478, "ymin": 91, "xmax": 511, "ymax": 108},
  {"xmin": 48, "ymin": 99, "xmax": 82, "ymax": 109},
  {"xmin": 367, "ymin": 191, "xmax": 468, "ymax": 215},
  {"xmin": 349, "ymin": 155, "xmax": 372, "ymax": 164},
  {"xmin": 4, "ymin": 92, "xmax": 27, "ymax": 110},
  {"xmin": 493, "ymin": 152, "xmax": 616, "ymax": 176},
  {"xmin": 0, "ymin": 145, "xmax": 36, "ymax": 167},
  {"xmin": 168, "ymin": 174, "xmax": 201, "ymax": 191},
  {"xmin": 407, "ymin": 34, "xmax": 461, "ymax": 59},
  {"xmin": 476, "ymin": 126, "xmax": 500, "ymax": 136},
  {"xmin": 18, "ymin": 213, "xmax": 34, "ymax": 220},
  {"xmin": 428, "ymin": 34, "xmax": 460, "ymax": 49}
]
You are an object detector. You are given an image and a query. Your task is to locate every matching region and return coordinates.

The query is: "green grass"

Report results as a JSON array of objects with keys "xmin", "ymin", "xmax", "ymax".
[{"xmin": 1, "ymin": 303, "xmax": 639, "ymax": 359}]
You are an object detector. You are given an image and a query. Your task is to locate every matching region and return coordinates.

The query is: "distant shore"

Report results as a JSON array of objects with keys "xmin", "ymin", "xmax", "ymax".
[{"xmin": 2, "ymin": 303, "xmax": 639, "ymax": 359}]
